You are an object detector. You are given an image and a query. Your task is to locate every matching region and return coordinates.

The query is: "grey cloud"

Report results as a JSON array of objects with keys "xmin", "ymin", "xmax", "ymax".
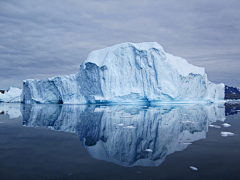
[{"xmin": 0, "ymin": 0, "xmax": 239, "ymax": 89}]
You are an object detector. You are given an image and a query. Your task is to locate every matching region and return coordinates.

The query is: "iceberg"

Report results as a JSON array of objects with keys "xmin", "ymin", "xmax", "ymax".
[
  {"xmin": 22, "ymin": 42, "xmax": 224, "ymax": 104},
  {"xmin": 0, "ymin": 86, "xmax": 22, "ymax": 103}
]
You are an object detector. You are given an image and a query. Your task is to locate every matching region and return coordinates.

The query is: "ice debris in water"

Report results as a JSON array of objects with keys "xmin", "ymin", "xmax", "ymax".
[
  {"xmin": 222, "ymin": 123, "xmax": 231, "ymax": 128},
  {"xmin": 183, "ymin": 142, "xmax": 192, "ymax": 145},
  {"xmin": 221, "ymin": 132, "xmax": 235, "ymax": 137},
  {"xmin": 123, "ymin": 126, "xmax": 136, "ymax": 129},
  {"xmin": 189, "ymin": 166, "xmax": 198, "ymax": 171},
  {"xmin": 181, "ymin": 121, "xmax": 193, "ymax": 124},
  {"xmin": 118, "ymin": 123, "xmax": 124, "ymax": 126},
  {"xmin": 209, "ymin": 125, "xmax": 221, "ymax": 128},
  {"xmin": 145, "ymin": 149, "xmax": 153, "ymax": 152}
]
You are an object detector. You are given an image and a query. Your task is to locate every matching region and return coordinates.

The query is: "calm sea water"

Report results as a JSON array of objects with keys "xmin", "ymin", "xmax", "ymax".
[{"xmin": 0, "ymin": 103, "xmax": 240, "ymax": 180}]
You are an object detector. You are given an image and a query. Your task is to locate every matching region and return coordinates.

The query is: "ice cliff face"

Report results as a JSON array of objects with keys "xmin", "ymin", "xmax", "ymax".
[
  {"xmin": 0, "ymin": 86, "xmax": 22, "ymax": 103},
  {"xmin": 21, "ymin": 104, "xmax": 225, "ymax": 167},
  {"xmin": 22, "ymin": 42, "xmax": 225, "ymax": 104}
]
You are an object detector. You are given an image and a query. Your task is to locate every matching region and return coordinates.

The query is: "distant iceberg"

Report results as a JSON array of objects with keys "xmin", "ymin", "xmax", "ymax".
[
  {"xmin": 22, "ymin": 42, "xmax": 224, "ymax": 104},
  {"xmin": 0, "ymin": 86, "xmax": 22, "ymax": 103}
]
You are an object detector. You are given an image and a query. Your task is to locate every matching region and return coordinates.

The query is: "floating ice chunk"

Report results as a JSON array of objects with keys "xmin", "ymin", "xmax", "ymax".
[
  {"xmin": 222, "ymin": 123, "xmax": 231, "ymax": 128},
  {"xmin": 145, "ymin": 149, "xmax": 153, "ymax": 152},
  {"xmin": 120, "ymin": 116, "xmax": 132, "ymax": 118},
  {"xmin": 123, "ymin": 126, "xmax": 136, "ymax": 129},
  {"xmin": 183, "ymin": 142, "xmax": 192, "ymax": 145},
  {"xmin": 118, "ymin": 123, "xmax": 124, "ymax": 126},
  {"xmin": 209, "ymin": 125, "xmax": 221, "ymax": 128},
  {"xmin": 221, "ymin": 132, "xmax": 235, "ymax": 137},
  {"xmin": 181, "ymin": 121, "xmax": 192, "ymax": 124},
  {"xmin": 171, "ymin": 109, "xmax": 179, "ymax": 111},
  {"xmin": 191, "ymin": 122, "xmax": 199, "ymax": 124},
  {"xmin": 189, "ymin": 166, "xmax": 198, "ymax": 171},
  {"xmin": 181, "ymin": 114, "xmax": 187, "ymax": 116}
]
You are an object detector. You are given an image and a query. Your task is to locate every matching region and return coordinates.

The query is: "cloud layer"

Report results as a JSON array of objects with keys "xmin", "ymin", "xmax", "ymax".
[{"xmin": 0, "ymin": 0, "xmax": 240, "ymax": 89}]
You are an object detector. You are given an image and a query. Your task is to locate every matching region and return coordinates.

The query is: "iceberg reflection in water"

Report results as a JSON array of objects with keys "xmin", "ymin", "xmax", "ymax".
[{"xmin": 21, "ymin": 103, "xmax": 225, "ymax": 167}]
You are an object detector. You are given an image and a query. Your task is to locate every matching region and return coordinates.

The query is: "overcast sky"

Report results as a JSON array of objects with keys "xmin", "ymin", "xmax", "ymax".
[{"xmin": 0, "ymin": 0, "xmax": 240, "ymax": 89}]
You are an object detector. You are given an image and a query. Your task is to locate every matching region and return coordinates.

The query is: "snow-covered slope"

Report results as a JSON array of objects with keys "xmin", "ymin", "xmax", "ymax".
[
  {"xmin": 22, "ymin": 104, "xmax": 225, "ymax": 167},
  {"xmin": 22, "ymin": 42, "xmax": 224, "ymax": 104},
  {"xmin": 0, "ymin": 86, "xmax": 22, "ymax": 103}
]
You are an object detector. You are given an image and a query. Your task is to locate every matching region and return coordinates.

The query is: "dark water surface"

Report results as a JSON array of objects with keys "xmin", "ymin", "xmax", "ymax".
[{"xmin": 0, "ymin": 103, "xmax": 240, "ymax": 180}]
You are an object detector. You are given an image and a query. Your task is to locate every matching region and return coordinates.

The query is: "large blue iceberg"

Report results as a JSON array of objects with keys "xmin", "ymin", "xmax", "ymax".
[{"xmin": 22, "ymin": 42, "xmax": 224, "ymax": 104}]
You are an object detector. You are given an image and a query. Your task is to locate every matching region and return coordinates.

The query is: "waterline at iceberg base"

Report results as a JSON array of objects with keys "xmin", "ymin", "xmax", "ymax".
[
  {"xmin": 21, "ymin": 42, "xmax": 224, "ymax": 104},
  {"xmin": 21, "ymin": 103, "xmax": 225, "ymax": 167}
]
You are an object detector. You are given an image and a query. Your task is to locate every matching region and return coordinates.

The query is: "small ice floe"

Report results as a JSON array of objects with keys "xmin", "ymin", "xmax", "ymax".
[
  {"xmin": 118, "ymin": 123, "xmax": 124, "ymax": 126},
  {"xmin": 191, "ymin": 122, "xmax": 199, "ymax": 124},
  {"xmin": 123, "ymin": 126, "xmax": 136, "ymax": 129},
  {"xmin": 135, "ymin": 171, "xmax": 142, "ymax": 174},
  {"xmin": 120, "ymin": 116, "xmax": 132, "ymax": 118},
  {"xmin": 144, "ymin": 106, "xmax": 148, "ymax": 107},
  {"xmin": 145, "ymin": 149, "xmax": 153, "ymax": 152},
  {"xmin": 222, "ymin": 123, "xmax": 231, "ymax": 128},
  {"xmin": 171, "ymin": 109, "xmax": 179, "ymax": 111},
  {"xmin": 183, "ymin": 142, "xmax": 192, "ymax": 145},
  {"xmin": 181, "ymin": 114, "xmax": 187, "ymax": 116},
  {"xmin": 221, "ymin": 131, "xmax": 235, "ymax": 137},
  {"xmin": 189, "ymin": 166, "xmax": 198, "ymax": 171},
  {"xmin": 209, "ymin": 125, "xmax": 221, "ymax": 128},
  {"xmin": 181, "ymin": 121, "xmax": 192, "ymax": 124}
]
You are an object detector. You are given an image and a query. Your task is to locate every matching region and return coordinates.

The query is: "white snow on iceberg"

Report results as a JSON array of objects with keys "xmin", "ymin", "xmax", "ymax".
[
  {"xmin": 0, "ymin": 86, "xmax": 22, "ymax": 103},
  {"xmin": 22, "ymin": 42, "xmax": 225, "ymax": 104}
]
